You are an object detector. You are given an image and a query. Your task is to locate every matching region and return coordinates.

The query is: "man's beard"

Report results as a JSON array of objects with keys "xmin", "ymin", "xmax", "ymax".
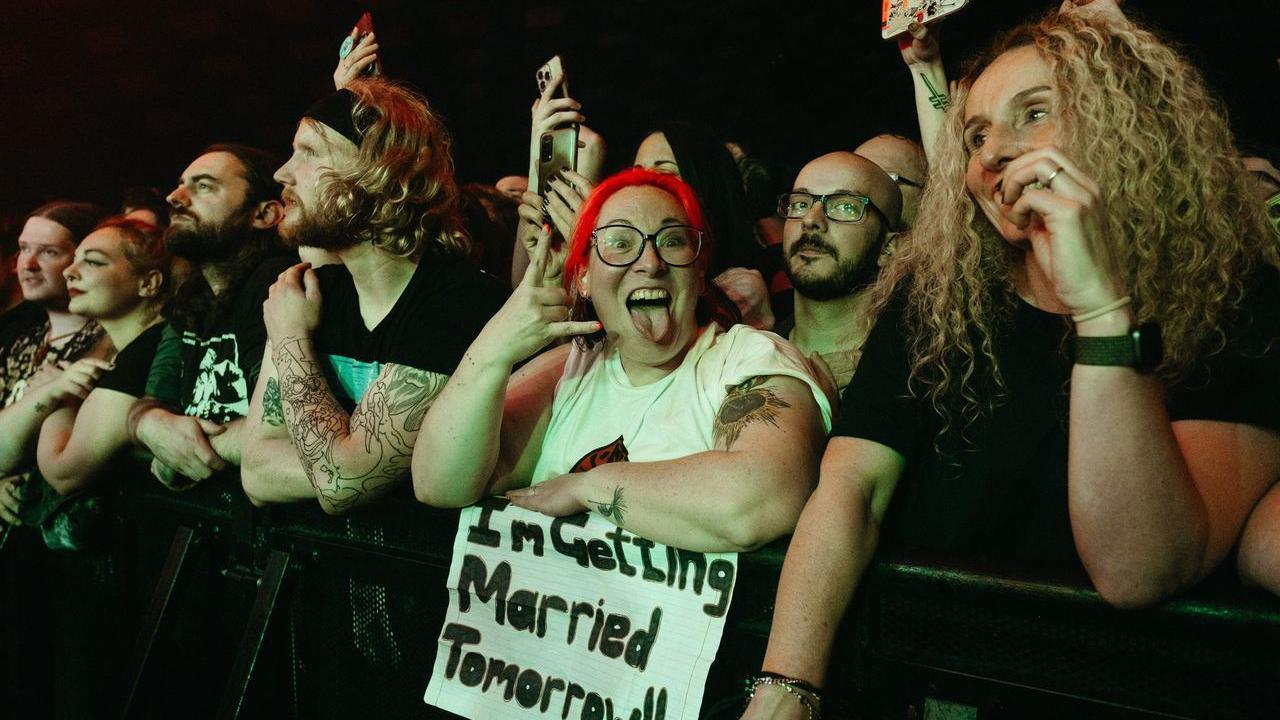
[
  {"xmin": 784, "ymin": 233, "xmax": 882, "ymax": 301},
  {"xmin": 165, "ymin": 204, "xmax": 255, "ymax": 262},
  {"xmin": 279, "ymin": 200, "xmax": 357, "ymax": 252}
]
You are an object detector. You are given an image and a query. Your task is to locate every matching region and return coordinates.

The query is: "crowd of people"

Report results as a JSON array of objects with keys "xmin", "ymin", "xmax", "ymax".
[{"xmin": 1, "ymin": 0, "xmax": 1278, "ymax": 717}]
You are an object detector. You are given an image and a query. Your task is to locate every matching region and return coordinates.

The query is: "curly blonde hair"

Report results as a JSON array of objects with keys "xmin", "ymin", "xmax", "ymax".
[
  {"xmin": 872, "ymin": 10, "xmax": 1276, "ymax": 435},
  {"xmin": 310, "ymin": 78, "xmax": 469, "ymax": 259}
]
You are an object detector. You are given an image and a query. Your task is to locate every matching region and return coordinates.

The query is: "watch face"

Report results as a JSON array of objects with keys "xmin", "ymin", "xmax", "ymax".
[{"xmin": 1134, "ymin": 322, "xmax": 1164, "ymax": 371}]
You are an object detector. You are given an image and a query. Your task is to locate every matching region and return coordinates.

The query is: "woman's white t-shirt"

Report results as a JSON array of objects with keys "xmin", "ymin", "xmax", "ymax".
[{"xmin": 531, "ymin": 323, "xmax": 834, "ymax": 484}]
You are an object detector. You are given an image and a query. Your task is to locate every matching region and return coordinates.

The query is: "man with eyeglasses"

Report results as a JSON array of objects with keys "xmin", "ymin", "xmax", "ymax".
[
  {"xmin": 854, "ymin": 134, "xmax": 928, "ymax": 228},
  {"xmin": 776, "ymin": 151, "xmax": 902, "ymax": 395}
]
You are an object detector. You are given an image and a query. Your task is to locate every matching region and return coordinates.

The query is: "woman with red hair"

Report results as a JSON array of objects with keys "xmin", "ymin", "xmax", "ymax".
[{"xmin": 414, "ymin": 167, "xmax": 831, "ymax": 553}]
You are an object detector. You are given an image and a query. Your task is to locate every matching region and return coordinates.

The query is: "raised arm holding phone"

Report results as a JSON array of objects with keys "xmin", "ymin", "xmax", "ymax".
[{"xmin": 512, "ymin": 56, "xmax": 607, "ymax": 287}]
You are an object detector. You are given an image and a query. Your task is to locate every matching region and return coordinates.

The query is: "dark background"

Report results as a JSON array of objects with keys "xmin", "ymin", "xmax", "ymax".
[{"xmin": 3, "ymin": 0, "xmax": 1276, "ymax": 215}]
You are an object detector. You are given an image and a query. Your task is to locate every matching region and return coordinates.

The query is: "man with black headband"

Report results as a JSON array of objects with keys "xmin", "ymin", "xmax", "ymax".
[
  {"xmin": 241, "ymin": 79, "xmax": 506, "ymax": 514},
  {"xmin": 776, "ymin": 151, "xmax": 902, "ymax": 394},
  {"xmin": 129, "ymin": 144, "xmax": 292, "ymax": 486}
]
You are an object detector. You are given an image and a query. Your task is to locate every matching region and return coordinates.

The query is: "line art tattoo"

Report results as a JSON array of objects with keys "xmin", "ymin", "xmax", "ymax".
[
  {"xmin": 271, "ymin": 336, "xmax": 447, "ymax": 512},
  {"xmin": 592, "ymin": 485, "xmax": 627, "ymax": 525}
]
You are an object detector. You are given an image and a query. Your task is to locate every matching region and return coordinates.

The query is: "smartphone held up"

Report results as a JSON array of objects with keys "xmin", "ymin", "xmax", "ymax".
[
  {"xmin": 882, "ymin": 0, "xmax": 970, "ymax": 39},
  {"xmin": 339, "ymin": 11, "xmax": 381, "ymax": 78},
  {"xmin": 533, "ymin": 55, "xmax": 579, "ymax": 198}
]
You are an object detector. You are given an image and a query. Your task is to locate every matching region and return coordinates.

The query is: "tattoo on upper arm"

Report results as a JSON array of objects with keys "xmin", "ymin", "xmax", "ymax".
[
  {"xmin": 592, "ymin": 485, "xmax": 627, "ymax": 525},
  {"xmin": 922, "ymin": 73, "xmax": 949, "ymax": 110},
  {"xmin": 272, "ymin": 337, "xmax": 449, "ymax": 512},
  {"xmin": 712, "ymin": 376, "xmax": 791, "ymax": 450},
  {"xmin": 262, "ymin": 377, "xmax": 284, "ymax": 426}
]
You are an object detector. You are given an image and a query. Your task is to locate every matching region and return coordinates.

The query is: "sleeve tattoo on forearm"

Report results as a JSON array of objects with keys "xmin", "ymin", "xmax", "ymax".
[
  {"xmin": 272, "ymin": 337, "xmax": 448, "ymax": 512},
  {"xmin": 712, "ymin": 375, "xmax": 791, "ymax": 450}
]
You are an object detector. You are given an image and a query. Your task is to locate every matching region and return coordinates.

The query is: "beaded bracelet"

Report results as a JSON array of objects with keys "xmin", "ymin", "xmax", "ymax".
[{"xmin": 745, "ymin": 672, "xmax": 823, "ymax": 719}]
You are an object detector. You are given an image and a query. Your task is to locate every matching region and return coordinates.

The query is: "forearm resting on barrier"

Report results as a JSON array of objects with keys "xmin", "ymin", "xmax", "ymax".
[
  {"xmin": 568, "ymin": 445, "xmax": 816, "ymax": 553},
  {"xmin": 758, "ymin": 437, "xmax": 901, "ymax": 691},
  {"xmin": 245, "ymin": 338, "xmax": 447, "ymax": 514},
  {"xmin": 1067, "ymin": 330, "xmax": 1280, "ymax": 608},
  {"xmin": 36, "ymin": 389, "xmax": 137, "ymax": 495}
]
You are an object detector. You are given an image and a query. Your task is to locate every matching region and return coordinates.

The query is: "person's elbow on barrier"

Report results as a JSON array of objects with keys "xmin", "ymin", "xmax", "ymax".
[
  {"xmin": 716, "ymin": 480, "xmax": 811, "ymax": 553},
  {"xmin": 239, "ymin": 447, "xmax": 282, "ymax": 509},
  {"xmin": 1082, "ymin": 533, "xmax": 1205, "ymax": 610},
  {"xmin": 42, "ymin": 469, "xmax": 93, "ymax": 498},
  {"xmin": 412, "ymin": 463, "xmax": 487, "ymax": 509}
]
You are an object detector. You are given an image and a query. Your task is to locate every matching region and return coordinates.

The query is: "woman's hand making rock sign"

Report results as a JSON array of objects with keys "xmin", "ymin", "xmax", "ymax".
[
  {"xmin": 999, "ymin": 147, "xmax": 1126, "ymax": 315},
  {"xmin": 472, "ymin": 224, "xmax": 601, "ymax": 371}
]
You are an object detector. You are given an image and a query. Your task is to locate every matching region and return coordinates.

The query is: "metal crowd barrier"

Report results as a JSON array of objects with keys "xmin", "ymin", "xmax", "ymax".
[{"xmin": 3, "ymin": 469, "xmax": 1277, "ymax": 719}]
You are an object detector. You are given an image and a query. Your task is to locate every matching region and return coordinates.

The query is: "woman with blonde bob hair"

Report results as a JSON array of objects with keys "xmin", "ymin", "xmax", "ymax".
[{"xmin": 743, "ymin": 9, "xmax": 1280, "ymax": 719}]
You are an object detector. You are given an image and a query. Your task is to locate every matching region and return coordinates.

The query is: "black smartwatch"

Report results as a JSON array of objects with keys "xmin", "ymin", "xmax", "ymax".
[{"xmin": 1073, "ymin": 322, "xmax": 1163, "ymax": 373}]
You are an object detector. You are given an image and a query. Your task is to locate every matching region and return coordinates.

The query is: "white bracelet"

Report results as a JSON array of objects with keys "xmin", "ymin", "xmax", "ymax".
[{"xmin": 1071, "ymin": 295, "xmax": 1132, "ymax": 323}]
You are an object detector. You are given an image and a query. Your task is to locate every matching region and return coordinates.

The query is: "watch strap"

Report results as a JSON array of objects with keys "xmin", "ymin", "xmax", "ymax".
[{"xmin": 1073, "ymin": 334, "xmax": 1136, "ymax": 366}]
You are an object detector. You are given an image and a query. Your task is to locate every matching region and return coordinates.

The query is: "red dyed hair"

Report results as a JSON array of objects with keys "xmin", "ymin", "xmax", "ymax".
[
  {"xmin": 93, "ymin": 216, "xmax": 174, "ymax": 302},
  {"xmin": 564, "ymin": 167, "xmax": 738, "ymax": 341}
]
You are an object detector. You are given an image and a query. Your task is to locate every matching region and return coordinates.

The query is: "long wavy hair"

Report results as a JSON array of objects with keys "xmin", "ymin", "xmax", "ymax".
[
  {"xmin": 310, "ymin": 78, "xmax": 468, "ymax": 260},
  {"xmin": 564, "ymin": 167, "xmax": 740, "ymax": 347},
  {"xmin": 871, "ymin": 11, "xmax": 1276, "ymax": 435}
]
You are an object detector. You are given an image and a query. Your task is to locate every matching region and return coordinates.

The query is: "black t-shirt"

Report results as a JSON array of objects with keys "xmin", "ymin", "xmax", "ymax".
[
  {"xmin": 311, "ymin": 254, "xmax": 508, "ymax": 408},
  {"xmin": 834, "ymin": 266, "xmax": 1280, "ymax": 566},
  {"xmin": 176, "ymin": 255, "xmax": 296, "ymax": 423},
  {"xmin": 97, "ymin": 323, "xmax": 165, "ymax": 397}
]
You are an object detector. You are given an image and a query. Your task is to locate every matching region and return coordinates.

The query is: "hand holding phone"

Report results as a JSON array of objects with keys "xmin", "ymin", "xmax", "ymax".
[
  {"xmin": 529, "ymin": 56, "xmax": 581, "ymax": 199},
  {"xmin": 335, "ymin": 11, "xmax": 381, "ymax": 89}
]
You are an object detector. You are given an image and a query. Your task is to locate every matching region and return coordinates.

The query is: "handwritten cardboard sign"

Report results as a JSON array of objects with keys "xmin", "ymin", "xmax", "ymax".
[{"xmin": 424, "ymin": 498, "xmax": 738, "ymax": 720}]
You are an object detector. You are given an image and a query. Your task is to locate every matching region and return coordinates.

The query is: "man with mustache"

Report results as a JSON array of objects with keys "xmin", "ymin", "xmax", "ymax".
[
  {"xmin": 241, "ymin": 79, "xmax": 505, "ymax": 516},
  {"xmin": 128, "ymin": 144, "xmax": 292, "ymax": 486},
  {"xmin": 776, "ymin": 151, "xmax": 902, "ymax": 394}
]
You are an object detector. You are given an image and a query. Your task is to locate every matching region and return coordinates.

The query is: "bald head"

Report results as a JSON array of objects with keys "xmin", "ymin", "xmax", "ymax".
[
  {"xmin": 854, "ymin": 135, "xmax": 927, "ymax": 226},
  {"xmin": 783, "ymin": 151, "xmax": 901, "ymax": 302},
  {"xmin": 794, "ymin": 151, "xmax": 902, "ymax": 231}
]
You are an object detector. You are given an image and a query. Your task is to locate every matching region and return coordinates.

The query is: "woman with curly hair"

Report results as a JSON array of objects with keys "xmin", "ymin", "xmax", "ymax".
[{"xmin": 743, "ymin": 8, "xmax": 1280, "ymax": 718}]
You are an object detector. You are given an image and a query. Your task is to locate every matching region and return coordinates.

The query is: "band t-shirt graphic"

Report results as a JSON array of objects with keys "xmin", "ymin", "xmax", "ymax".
[
  {"xmin": 569, "ymin": 435, "xmax": 630, "ymax": 473},
  {"xmin": 181, "ymin": 331, "xmax": 250, "ymax": 422},
  {"xmin": 169, "ymin": 256, "xmax": 295, "ymax": 423}
]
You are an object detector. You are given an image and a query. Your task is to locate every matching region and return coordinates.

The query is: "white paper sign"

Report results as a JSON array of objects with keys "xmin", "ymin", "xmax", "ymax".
[{"xmin": 424, "ymin": 498, "xmax": 738, "ymax": 720}]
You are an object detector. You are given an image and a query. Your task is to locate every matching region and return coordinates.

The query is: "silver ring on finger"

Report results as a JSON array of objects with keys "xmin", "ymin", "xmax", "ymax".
[{"xmin": 1044, "ymin": 166, "xmax": 1063, "ymax": 188}]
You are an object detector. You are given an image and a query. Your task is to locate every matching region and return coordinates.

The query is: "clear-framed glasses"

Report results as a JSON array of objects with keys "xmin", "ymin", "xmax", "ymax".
[
  {"xmin": 591, "ymin": 223, "xmax": 704, "ymax": 267},
  {"xmin": 777, "ymin": 191, "xmax": 886, "ymax": 224},
  {"xmin": 886, "ymin": 171, "xmax": 923, "ymax": 189}
]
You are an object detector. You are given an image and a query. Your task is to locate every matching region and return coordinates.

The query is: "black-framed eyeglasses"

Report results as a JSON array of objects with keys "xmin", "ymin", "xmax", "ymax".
[
  {"xmin": 886, "ymin": 171, "xmax": 923, "ymax": 188},
  {"xmin": 591, "ymin": 223, "xmax": 704, "ymax": 267},
  {"xmin": 777, "ymin": 192, "xmax": 886, "ymax": 224}
]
